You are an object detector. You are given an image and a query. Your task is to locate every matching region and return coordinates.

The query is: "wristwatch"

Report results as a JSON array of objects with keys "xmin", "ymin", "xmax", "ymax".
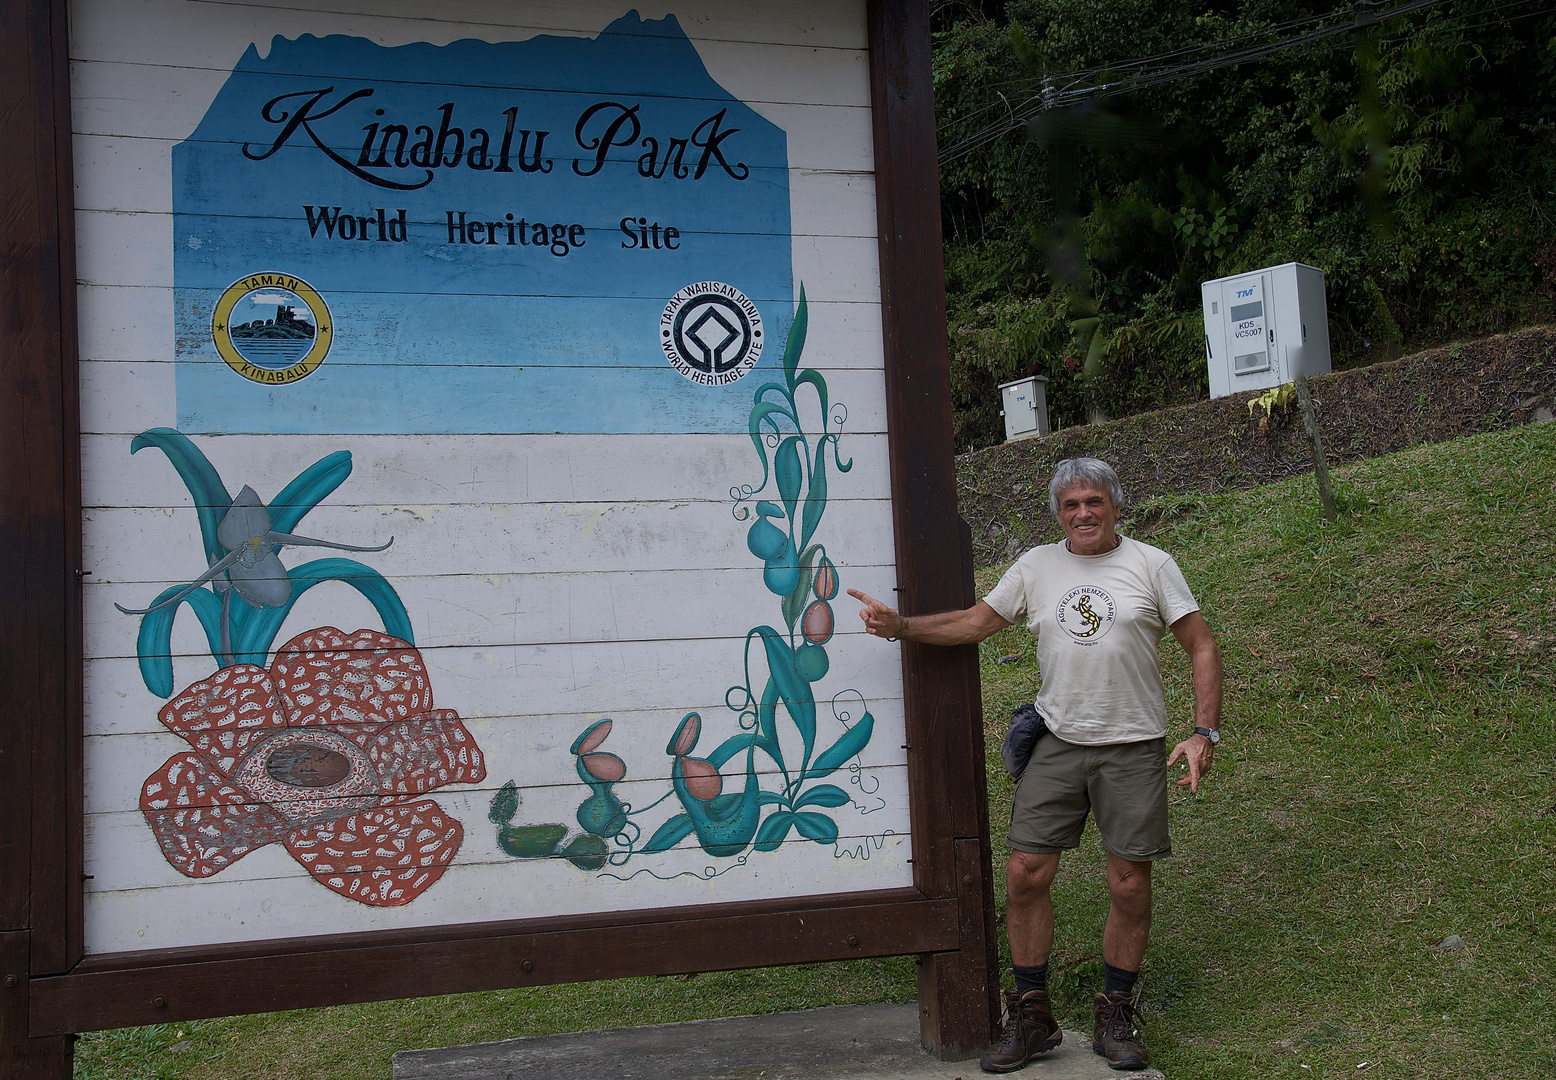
[{"xmin": 1193, "ymin": 726, "xmax": 1220, "ymax": 745}]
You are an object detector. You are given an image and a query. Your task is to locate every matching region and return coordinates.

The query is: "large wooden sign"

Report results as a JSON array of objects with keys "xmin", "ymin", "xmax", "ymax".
[{"xmin": 0, "ymin": 1, "xmax": 993, "ymax": 1074}]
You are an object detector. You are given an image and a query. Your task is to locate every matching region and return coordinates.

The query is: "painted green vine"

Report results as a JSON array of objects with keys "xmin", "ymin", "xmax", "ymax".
[{"xmin": 490, "ymin": 287, "xmax": 879, "ymax": 871}]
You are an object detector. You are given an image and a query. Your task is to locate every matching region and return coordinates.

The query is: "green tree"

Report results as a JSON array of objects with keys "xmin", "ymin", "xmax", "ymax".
[{"xmin": 936, "ymin": 0, "xmax": 1556, "ymax": 450}]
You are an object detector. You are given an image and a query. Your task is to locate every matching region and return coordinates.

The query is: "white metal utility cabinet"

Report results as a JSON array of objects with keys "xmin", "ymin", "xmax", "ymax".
[
  {"xmin": 998, "ymin": 374, "xmax": 1050, "ymax": 441},
  {"xmin": 1201, "ymin": 262, "xmax": 1331, "ymax": 399}
]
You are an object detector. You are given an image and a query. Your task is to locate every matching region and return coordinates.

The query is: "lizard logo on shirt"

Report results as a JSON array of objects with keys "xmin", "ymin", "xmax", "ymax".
[
  {"xmin": 1056, "ymin": 586, "xmax": 1116, "ymax": 643},
  {"xmin": 1071, "ymin": 594, "xmax": 1102, "ymax": 636}
]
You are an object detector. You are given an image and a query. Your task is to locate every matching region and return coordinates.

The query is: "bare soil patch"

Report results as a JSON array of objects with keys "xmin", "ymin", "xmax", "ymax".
[{"xmin": 957, "ymin": 326, "xmax": 1556, "ymax": 566}]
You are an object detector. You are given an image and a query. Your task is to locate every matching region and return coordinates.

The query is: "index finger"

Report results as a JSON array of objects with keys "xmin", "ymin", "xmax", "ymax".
[
  {"xmin": 846, "ymin": 588, "xmax": 879, "ymax": 608},
  {"xmin": 1177, "ymin": 752, "xmax": 1202, "ymax": 793}
]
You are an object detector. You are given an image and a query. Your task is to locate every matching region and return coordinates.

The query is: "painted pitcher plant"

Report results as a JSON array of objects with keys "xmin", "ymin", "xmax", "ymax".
[
  {"xmin": 121, "ymin": 430, "xmax": 484, "ymax": 905},
  {"xmin": 490, "ymin": 288, "xmax": 878, "ymax": 868}
]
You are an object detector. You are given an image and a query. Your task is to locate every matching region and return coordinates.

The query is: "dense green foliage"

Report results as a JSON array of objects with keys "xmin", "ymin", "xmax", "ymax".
[{"xmin": 935, "ymin": 0, "xmax": 1556, "ymax": 449}]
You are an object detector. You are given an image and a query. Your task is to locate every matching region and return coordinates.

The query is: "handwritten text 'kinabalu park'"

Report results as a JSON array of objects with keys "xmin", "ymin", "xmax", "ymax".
[{"xmin": 244, "ymin": 90, "xmax": 752, "ymax": 192}]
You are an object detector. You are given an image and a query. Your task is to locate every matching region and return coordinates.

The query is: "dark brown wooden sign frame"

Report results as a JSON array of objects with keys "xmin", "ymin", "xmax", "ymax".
[{"xmin": 0, "ymin": 1, "xmax": 996, "ymax": 1074}]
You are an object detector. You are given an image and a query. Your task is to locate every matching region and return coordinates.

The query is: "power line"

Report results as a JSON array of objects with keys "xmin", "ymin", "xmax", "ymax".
[
  {"xmin": 938, "ymin": 0, "xmax": 1446, "ymax": 163},
  {"xmin": 937, "ymin": 0, "xmax": 1464, "ymax": 166},
  {"xmin": 1376, "ymin": 0, "xmax": 1555, "ymax": 41},
  {"xmin": 962, "ymin": 4, "xmax": 1364, "ymax": 96}
]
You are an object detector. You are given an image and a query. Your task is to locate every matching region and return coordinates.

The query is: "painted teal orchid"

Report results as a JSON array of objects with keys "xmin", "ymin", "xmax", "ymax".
[
  {"xmin": 119, "ymin": 429, "xmax": 413, "ymax": 696},
  {"xmin": 119, "ymin": 485, "xmax": 391, "ymax": 615},
  {"xmin": 118, "ymin": 484, "xmax": 391, "ymax": 667}
]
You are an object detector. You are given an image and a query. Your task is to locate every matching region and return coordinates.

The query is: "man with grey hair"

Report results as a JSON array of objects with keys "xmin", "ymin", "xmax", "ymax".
[{"xmin": 849, "ymin": 457, "xmax": 1221, "ymax": 1073}]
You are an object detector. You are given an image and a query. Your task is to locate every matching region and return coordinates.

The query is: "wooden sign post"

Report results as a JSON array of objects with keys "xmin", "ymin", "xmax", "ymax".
[{"xmin": 0, "ymin": 2, "xmax": 995, "ymax": 1074}]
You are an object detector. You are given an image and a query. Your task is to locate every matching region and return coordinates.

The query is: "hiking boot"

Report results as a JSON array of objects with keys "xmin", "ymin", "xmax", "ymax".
[
  {"xmin": 979, "ymin": 987, "xmax": 1062, "ymax": 1073},
  {"xmin": 1092, "ymin": 991, "xmax": 1149, "ymax": 1070}
]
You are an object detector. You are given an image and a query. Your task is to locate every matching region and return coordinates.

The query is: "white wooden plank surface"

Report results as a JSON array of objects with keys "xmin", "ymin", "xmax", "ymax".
[
  {"xmin": 790, "ymin": 169, "xmax": 877, "ymax": 240},
  {"xmin": 79, "ymin": 164, "xmax": 859, "ymax": 237},
  {"xmin": 74, "ymin": 206, "xmax": 881, "ymax": 296},
  {"xmin": 81, "ymin": 812, "xmax": 914, "ymax": 916},
  {"xmin": 75, "ymin": 288, "xmax": 174, "ymax": 364},
  {"xmin": 68, "ymin": 37, "xmax": 868, "ymax": 113},
  {"xmin": 82, "ymin": 433, "xmax": 893, "ymax": 506},
  {"xmin": 76, "ymin": 360, "xmax": 175, "ymax": 432},
  {"xmin": 69, "ymin": 58, "xmax": 874, "ymax": 172},
  {"xmin": 84, "ymin": 566, "xmax": 899, "ymax": 663},
  {"xmin": 83, "ymin": 822, "xmax": 909, "ymax": 955},
  {"xmin": 84, "ymin": 777, "xmax": 911, "ymax": 892},
  {"xmin": 97, "ymin": 803, "xmax": 911, "ymax": 894},
  {"xmin": 82, "ymin": 743, "xmax": 908, "ymax": 846},
  {"xmin": 81, "ymin": 634, "xmax": 908, "ymax": 739},
  {"xmin": 86, "ymin": 701, "xmax": 909, "ymax": 801},
  {"xmin": 78, "ymin": 358, "xmax": 888, "ymax": 436},
  {"xmin": 75, "ymin": 208, "xmax": 878, "ymax": 287},
  {"xmin": 83, "ymin": 499, "xmax": 894, "ymax": 581},
  {"xmin": 70, "ymin": 0, "xmax": 870, "ymax": 65},
  {"xmin": 72, "ymin": 135, "xmax": 169, "ymax": 213},
  {"xmin": 73, "ymin": 0, "xmax": 899, "ymax": 953},
  {"xmin": 69, "ymin": 58, "xmax": 228, "ymax": 145},
  {"xmin": 74, "ymin": 207, "xmax": 173, "ymax": 289},
  {"xmin": 73, "ymin": 134, "xmax": 878, "ymax": 239},
  {"xmin": 792, "ymin": 233, "xmax": 882, "ymax": 305},
  {"xmin": 75, "ymin": 285, "xmax": 884, "ymax": 367},
  {"xmin": 85, "ymin": 558, "xmax": 896, "ymax": 640},
  {"xmin": 82, "ymin": 628, "xmax": 907, "ymax": 735}
]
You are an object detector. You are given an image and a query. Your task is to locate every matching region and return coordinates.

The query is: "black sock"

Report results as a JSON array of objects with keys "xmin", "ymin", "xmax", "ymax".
[
  {"xmin": 1013, "ymin": 962, "xmax": 1048, "ymax": 996},
  {"xmin": 1103, "ymin": 961, "xmax": 1138, "ymax": 998}
]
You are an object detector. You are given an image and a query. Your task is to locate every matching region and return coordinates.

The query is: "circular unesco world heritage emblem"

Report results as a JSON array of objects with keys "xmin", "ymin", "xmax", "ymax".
[
  {"xmin": 212, "ymin": 273, "xmax": 332, "ymax": 385},
  {"xmin": 1056, "ymin": 586, "xmax": 1116, "ymax": 643},
  {"xmin": 660, "ymin": 281, "xmax": 763, "ymax": 386}
]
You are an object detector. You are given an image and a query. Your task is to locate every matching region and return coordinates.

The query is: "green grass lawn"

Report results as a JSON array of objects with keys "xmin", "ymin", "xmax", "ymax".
[{"xmin": 76, "ymin": 422, "xmax": 1556, "ymax": 1080}]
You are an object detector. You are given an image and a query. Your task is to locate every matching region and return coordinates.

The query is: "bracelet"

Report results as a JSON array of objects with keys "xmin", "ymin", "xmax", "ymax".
[{"xmin": 887, "ymin": 615, "xmax": 907, "ymax": 642}]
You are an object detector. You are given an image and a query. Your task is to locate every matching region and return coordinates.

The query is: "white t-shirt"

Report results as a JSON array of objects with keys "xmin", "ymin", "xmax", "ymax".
[{"xmin": 983, "ymin": 536, "xmax": 1200, "ymax": 746}]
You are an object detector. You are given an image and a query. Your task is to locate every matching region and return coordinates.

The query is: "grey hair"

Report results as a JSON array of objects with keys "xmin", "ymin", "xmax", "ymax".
[{"xmin": 1048, "ymin": 458, "xmax": 1123, "ymax": 514}]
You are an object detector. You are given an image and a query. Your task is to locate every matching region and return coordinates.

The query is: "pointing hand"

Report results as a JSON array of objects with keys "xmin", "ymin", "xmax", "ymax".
[{"xmin": 848, "ymin": 588, "xmax": 905, "ymax": 640}]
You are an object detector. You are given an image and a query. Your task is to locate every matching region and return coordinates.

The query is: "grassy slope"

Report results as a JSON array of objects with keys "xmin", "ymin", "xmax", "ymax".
[
  {"xmin": 977, "ymin": 420, "xmax": 1556, "ymax": 1078},
  {"xmin": 77, "ymin": 423, "xmax": 1556, "ymax": 1080}
]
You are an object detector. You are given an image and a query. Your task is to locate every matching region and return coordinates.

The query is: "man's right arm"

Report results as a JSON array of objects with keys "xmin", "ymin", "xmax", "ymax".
[{"xmin": 847, "ymin": 589, "xmax": 1011, "ymax": 646}]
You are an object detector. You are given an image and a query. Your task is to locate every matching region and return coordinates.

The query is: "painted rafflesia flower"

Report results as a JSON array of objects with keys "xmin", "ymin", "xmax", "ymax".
[{"xmin": 139, "ymin": 627, "xmax": 485, "ymax": 906}]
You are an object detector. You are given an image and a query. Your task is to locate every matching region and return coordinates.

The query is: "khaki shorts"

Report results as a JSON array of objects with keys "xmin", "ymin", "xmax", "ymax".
[{"xmin": 1008, "ymin": 734, "xmax": 1170, "ymax": 861}]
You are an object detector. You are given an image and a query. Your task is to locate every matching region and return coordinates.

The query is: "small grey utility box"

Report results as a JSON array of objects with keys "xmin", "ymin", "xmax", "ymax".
[
  {"xmin": 999, "ymin": 375, "xmax": 1050, "ymax": 441},
  {"xmin": 1202, "ymin": 262, "xmax": 1330, "ymax": 399}
]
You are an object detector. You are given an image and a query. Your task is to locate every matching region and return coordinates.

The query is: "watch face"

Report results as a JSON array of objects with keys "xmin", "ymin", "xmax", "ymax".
[{"xmin": 1197, "ymin": 727, "xmax": 1220, "ymax": 744}]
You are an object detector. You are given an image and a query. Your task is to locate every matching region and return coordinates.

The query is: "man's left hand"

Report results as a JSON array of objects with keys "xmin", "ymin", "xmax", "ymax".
[{"xmin": 1167, "ymin": 733, "xmax": 1214, "ymax": 793}]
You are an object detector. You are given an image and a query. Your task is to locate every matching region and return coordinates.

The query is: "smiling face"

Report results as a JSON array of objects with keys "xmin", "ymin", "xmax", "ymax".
[{"xmin": 1056, "ymin": 482, "xmax": 1121, "ymax": 555}]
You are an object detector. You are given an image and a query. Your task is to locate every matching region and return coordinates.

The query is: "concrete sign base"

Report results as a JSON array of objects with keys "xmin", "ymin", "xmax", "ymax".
[{"xmin": 391, "ymin": 1003, "xmax": 1167, "ymax": 1080}]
